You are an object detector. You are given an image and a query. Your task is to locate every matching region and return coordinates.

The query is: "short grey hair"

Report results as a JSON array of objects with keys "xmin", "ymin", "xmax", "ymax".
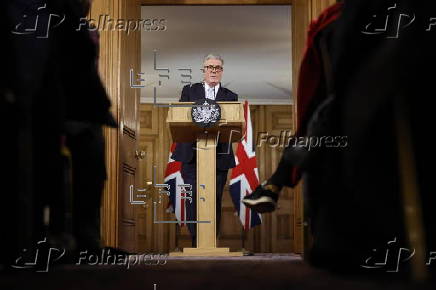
[{"xmin": 203, "ymin": 53, "xmax": 224, "ymax": 66}]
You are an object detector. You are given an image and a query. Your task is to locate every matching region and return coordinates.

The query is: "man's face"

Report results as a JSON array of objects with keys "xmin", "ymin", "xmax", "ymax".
[{"xmin": 203, "ymin": 58, "xmax": 223, "ymax": 87}]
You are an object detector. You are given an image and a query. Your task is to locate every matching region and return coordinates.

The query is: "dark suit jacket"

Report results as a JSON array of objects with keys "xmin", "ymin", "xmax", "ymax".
[{"xmin": 171, "ymin": 82, "xmax": 238, "ymax": 170}]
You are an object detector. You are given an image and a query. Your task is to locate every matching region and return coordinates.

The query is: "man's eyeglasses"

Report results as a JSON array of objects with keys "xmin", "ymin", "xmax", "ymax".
[{"xmin": 203, "ymin": 65, "xmax": 223, "ymax": 72}]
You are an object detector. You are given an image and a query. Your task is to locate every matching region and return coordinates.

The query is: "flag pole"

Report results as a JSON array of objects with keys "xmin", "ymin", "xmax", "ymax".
[
  {"xmin": 241, "ymin": 226, "xmax": 245, "ymax": 249},
  {"xmin": 241, "ymin": 225, "xmax": 253, "ymax": 255}
]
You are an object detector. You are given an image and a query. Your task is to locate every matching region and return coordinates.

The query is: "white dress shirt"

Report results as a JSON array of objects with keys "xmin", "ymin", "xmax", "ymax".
[{"xmin": 204, "ymin": 82, "xmax": 220, "ymax": 100}]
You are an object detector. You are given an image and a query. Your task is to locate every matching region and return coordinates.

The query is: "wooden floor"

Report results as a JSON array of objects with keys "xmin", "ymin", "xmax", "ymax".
[{"xmin": 1, "ymin": 254, "xmax": 434, "ymax": 290}]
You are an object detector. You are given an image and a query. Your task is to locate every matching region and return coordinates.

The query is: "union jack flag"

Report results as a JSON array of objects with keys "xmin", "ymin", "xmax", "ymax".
[
  {"xmin": 229, "ymin": 101, "xmax": 262, "ymax": 230},
  {"xmin": 164, "ymin": 143, "xmax": 186, "ymax": 226}
]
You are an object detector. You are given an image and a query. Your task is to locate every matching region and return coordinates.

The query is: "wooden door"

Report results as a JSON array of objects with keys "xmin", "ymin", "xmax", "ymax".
[
  {"xmin": 117, "ymin": 0, "xmax": 142, "ymax": 253},
  {"xmin": 94, "ymin": 0, "xmax": 337, "ymax": 254},
  {"xmin": 89, "ymin": 0, "xmax": 142, "ymax": 251}
]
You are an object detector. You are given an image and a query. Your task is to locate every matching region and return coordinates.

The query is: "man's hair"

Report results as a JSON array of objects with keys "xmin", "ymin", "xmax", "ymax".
[{"xmin": 203, "ymin": 54, "xmax": 224, "ymax": 66}]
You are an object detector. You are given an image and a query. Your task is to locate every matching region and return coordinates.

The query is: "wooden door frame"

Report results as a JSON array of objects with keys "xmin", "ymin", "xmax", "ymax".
[
  {"xmin": 137, "ymin": 0, "xmax": 305, "ymax": 253},
  {"xmin": 98, "ymin": 0, "xmax": 330, "ymax": 253}
]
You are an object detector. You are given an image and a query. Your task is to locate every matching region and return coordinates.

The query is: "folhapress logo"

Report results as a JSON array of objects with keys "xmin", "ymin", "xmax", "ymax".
[
  {"xmin": 361, "ymin": 237, "xmax": 436, "ymax": 272},
  {"xmin": 11, "ymin": 3, "xmax": 167, "ymax": 38},
  {"xmin": 77, "ymin": 15, "xmax": 167, "ymax": 35},
  {"xmin": 361, "ymin": 3, "xmax": 436, "ymax": 38},
  {"xmin": 11, "ymin": 238, "xmax": 65, "ymax": 272}
]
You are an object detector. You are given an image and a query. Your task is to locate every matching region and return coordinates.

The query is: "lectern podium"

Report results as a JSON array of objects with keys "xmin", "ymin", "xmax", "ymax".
[{"xmin": 167, "ymin": 101, "xmax": 245, "ymax": 256}]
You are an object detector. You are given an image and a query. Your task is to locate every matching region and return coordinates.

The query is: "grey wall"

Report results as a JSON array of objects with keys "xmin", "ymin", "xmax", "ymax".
[{"xmin": 140, "ymin": 5, "xmax": 292, "ymax": 105}]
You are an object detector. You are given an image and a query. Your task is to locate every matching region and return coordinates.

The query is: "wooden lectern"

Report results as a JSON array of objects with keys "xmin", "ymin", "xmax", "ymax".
[{"xmin": 167, "ymin": 102, "xmax": 245, "ymax": 256}]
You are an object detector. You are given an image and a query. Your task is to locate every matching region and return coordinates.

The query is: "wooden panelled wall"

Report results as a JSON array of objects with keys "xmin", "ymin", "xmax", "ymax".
[
  {"xmin": 138, "ymin": 105, "xmax": 296, "ymax": 253},
  {"xmin": 94, "ymin": 0, "xmax": 337, "ymax": 253},
  {"xmin": 89, "ymin": 1, "xmax": 122, "ymax": 248}
]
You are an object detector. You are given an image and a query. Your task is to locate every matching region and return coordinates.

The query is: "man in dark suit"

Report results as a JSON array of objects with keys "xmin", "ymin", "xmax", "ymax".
[{"xmin": 171, "ymin": 54, "xmax": 238, "ymax": 246}]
